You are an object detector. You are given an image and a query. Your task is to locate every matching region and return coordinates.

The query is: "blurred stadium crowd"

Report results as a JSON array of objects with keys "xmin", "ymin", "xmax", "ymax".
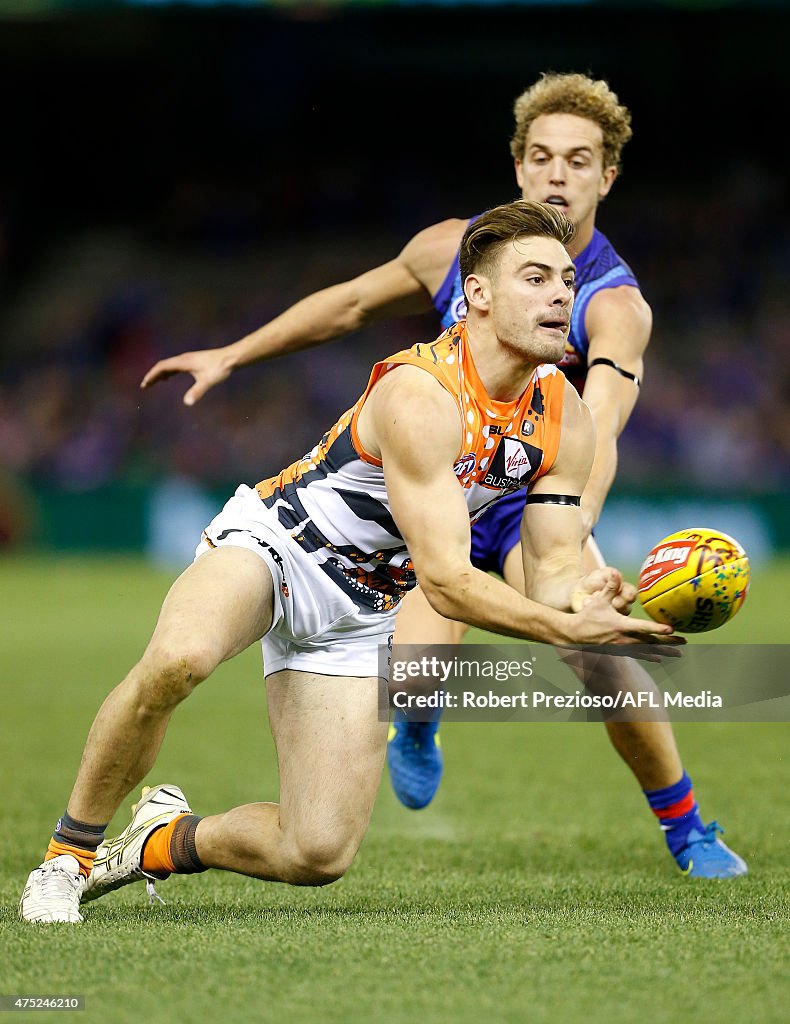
[{"xmin": 1, "ymin": 162, "xmax": 788, "ymax": 498}]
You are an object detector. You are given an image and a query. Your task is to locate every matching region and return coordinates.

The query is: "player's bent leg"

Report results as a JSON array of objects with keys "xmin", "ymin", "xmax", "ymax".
[
  {"xmin": 20, "ymin": 546, "xmax": 276, "ymax": 923},
  {"xmin": 193, "ymin": 670, "xmax": 387, "ymax": 885},
  {"xmin": 69, "ymin": 546, "xmax": 275, "ymax": 825},
  {"xmin": 578, "ymin": 537, "xmax": 684, "ymax": 787},
  {"xmin": 501, "ymin": 539, "xmax": 747, "ymax": 879},
  {"xmin": 503, "ymin": 539, "xmax": 684, "ymax": 786},
  {"xmin": 387, "ymin": 586, "xmax": 466, "ymax": 810}
]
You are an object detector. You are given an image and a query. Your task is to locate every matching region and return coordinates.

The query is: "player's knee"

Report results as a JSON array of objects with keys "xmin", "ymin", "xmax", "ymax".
[
  {"xmin": 286, "ymin": 834, "xmax": 358, "ymax": 887},
  {"xmin": 134, "ymin": 645, "xmax": 218, "ymax": 711},
  {"xmin": 563, "ymin": 649, "xmax": 626, "ymax": 690}
]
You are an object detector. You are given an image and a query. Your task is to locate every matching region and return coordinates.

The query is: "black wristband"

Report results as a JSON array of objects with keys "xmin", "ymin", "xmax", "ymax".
[
  {"xmin": 524, "ymin": 493, "xmax": 581, "ymax": 506},
  {"xmin": 587, "ymin": 357, "xmax": 641, "ymax": 388}
]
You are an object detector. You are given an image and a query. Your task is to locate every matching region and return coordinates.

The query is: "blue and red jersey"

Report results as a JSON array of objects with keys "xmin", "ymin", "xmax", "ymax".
[
  {"xmin": 432, "ymin": 222, "xmax": 639, "ymax": 396},
  {"xmin": 432, "ymin": 219, "xmax": 641, "ymax": 574}
]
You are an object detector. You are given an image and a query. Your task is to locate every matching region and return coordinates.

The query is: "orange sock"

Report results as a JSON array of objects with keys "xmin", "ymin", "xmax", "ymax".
[
  {"xmin": 45, "ymin": 839, "xmax": 97, "ymax": 878},
  {"xmin": 141, "ymin": 814, "xmax": 189, "ymax": 876}
]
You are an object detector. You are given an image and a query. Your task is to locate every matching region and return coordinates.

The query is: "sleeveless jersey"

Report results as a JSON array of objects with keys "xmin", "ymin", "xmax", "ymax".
[
  {"xmin": 432, "ymin": 223, "xmax": 639, "ymax": 392},
  {"xmin": 256, "ymin": 322, "xmax": 566, "ymax": 615}
]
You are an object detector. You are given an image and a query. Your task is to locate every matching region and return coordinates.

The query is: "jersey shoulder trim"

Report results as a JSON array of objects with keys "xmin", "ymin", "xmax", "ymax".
[{"xmin": 350, "ymin": 330, "xmax": 466, "ymax": 467}]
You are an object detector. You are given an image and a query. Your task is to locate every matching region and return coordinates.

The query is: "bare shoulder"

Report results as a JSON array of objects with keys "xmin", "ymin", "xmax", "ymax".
[
  {"xmin": 531, "ymin": 377, "xmax": 593, "ymax": 491},
  {"xmin": 586, "ymin": 284, "xmax": 652, "ymax": 337},
  {"xmin": 543, "ymin": 378, "xmax": 594, "ymax": 484},
  {"xmin": 369, "ymin": 363, "xmax": 458, "ymax": 419},
  {"xmin": 559, "ymin": 375, "xmax": 594, "ymax": 434},
  {"xmin": 399, "ymin": 218, "xmax": 469, "ymax": 293},
  {"xmin": 360, "ymin": 364, "xmax": 460, "ymax": 462}
]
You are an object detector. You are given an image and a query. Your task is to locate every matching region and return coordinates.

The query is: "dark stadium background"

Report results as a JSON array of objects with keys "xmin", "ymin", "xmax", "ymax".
[
  {"xmin": 1, "ymin": 3, "xmax": 788, "ymax": 564},
  {"xmin": 3, "ymin": 11, "xmax": 788, "ymax": 1020}
]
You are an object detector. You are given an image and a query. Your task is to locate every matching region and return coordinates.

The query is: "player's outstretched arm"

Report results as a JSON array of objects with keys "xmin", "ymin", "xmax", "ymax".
[
  {"xmin": 579, "ymin": 285, "xmax": 652, "ymax": 536},
  {"xmin": 522, "ymin": 381, "xmax": 645, "ymax": 617},
  {"xmin": 359, "ymin": 366, "xmax": 680, "ymax": 649},
  {"xmin": 140, "ymin": 219, "xmax": 466, "ymax": 406},
  {"xmin": 521, "ymin": 380, "xmax": 681, "ymax": 653},
  {"xmin": 520, "ymin": 379, "xmax": 598, "ymax": 611},
  {"xmin": 520, "ymin": 380, "xmax": 636, "ymax": 612}
]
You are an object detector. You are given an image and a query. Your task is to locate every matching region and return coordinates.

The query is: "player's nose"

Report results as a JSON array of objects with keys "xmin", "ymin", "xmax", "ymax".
[{"xmin": 548, "ymin": 157, "xmax": 566, "ymax": 183}]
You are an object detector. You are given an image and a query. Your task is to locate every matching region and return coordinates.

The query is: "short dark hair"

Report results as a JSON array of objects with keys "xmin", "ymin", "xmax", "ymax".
[{"xmin": 459, "ymin": 200, "xmax": 575, "ymax": 289}]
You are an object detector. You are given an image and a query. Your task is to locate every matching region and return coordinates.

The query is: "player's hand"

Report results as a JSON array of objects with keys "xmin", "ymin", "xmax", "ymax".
[
  {"xmin": 571, "ymin": 566, "xmax": 637, "ymax": 615},
  {"xmin": 140, "ymin": 348, "xmax": 234, "ymax": 406},
  {"xmin": 564, "ymin": 575, "xmax": 685, "ymax": 656}
]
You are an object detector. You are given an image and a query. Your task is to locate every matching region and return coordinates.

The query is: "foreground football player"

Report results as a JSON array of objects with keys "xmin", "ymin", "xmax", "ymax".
[
  {"xmin": 136, "ymin": 74, "xmax": 747, "ymax": 879},
  {"xmin": 20, "ymin": 201, "xmax": 684, "ymax": 923}
]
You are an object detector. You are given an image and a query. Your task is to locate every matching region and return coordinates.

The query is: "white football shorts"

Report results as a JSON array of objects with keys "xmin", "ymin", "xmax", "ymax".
[{"xmin": 195, "ymin": 484, "xmax": 394, "ymax": 679}]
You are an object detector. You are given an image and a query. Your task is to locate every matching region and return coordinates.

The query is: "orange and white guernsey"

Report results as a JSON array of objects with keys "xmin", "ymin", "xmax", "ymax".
[{"xmin": 256, "ymin": 322, "xmax": 566, "ymax": 615}]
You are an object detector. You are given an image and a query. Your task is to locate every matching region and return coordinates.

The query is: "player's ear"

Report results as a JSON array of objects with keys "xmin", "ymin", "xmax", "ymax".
[
  {"xmin": 514, "ymin": 158, "xmax": 525, "ymax": 191},
  {"xmin": 598, "ymin": 165, "xmax": 618, "ymax": 200},
  {"xmin": 464, "ymin": 274, "xmax": 490, "ymax": 312}
]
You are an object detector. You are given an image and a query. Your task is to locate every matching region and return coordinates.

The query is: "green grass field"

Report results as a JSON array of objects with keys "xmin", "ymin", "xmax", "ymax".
[{"xmin": 1, "ymin": 555, "xmax": 788, "ymax": 1024}]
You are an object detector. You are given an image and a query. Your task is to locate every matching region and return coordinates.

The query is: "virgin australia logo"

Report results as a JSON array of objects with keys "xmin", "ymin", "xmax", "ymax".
[
  {"xmin": 482, "ymin": 437, "xmax": 539, "ymax": 490},
  {"xmin": 503, "ymin": 438, "xmax": 531, "ymax": 479}
]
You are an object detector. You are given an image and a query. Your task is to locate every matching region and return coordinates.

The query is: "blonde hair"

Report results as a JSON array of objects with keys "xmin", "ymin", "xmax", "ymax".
[
  {"xmin": 510, "ymin": 72, "xmax": 633, "ymax": 171},
  {"xmin": 460, "ymin": 200, "xmax": 575, "ymax": 287}
]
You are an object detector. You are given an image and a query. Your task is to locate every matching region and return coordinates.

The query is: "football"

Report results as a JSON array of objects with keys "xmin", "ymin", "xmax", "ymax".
[{"xmin": 637, "ymin": 528, "xmax": 750, "ymax": 633}]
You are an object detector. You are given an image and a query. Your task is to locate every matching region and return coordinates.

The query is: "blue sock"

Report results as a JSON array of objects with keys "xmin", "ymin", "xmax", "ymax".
[{"xmin": 644, "ymin": 771, "xmax": 706, "ymax": 856}]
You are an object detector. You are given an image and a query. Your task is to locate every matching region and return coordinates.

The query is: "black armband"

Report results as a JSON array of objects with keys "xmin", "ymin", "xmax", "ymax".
[
  {"xmin": 524, "ymin": 493, "xmax": 581, "ymax": 506},
  {"xmin": 587, "ymin": 357, "xmax": 641, "ymax": 388}
]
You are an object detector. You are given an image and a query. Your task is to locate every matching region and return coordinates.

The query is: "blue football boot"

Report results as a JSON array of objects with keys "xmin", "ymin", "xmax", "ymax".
[
  {"xmin": 674, "ymin": 821, "xmax": 748, "ymax": 878},
  {"xmin": 387, "ymin": 715, "xmax": 443, "ymax": 810}
]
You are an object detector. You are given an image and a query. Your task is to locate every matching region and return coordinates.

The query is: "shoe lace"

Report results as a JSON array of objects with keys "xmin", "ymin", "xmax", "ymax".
[
  {"xmin": 699, "ymin": 821, "xmax": 724, "ymax": 845},
  {"xmin": 145, "ymin": 879, "xmax": 166, "ymax": 906},
  {"xmin": 39, "ymin": 862, "xmax": 82, "ymax": 903}
]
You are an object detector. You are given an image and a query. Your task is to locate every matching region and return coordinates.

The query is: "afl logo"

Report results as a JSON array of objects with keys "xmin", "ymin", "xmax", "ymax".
[{"xmin": 453, "ymin": 453, "xmax": 476, "ymax": 477}]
